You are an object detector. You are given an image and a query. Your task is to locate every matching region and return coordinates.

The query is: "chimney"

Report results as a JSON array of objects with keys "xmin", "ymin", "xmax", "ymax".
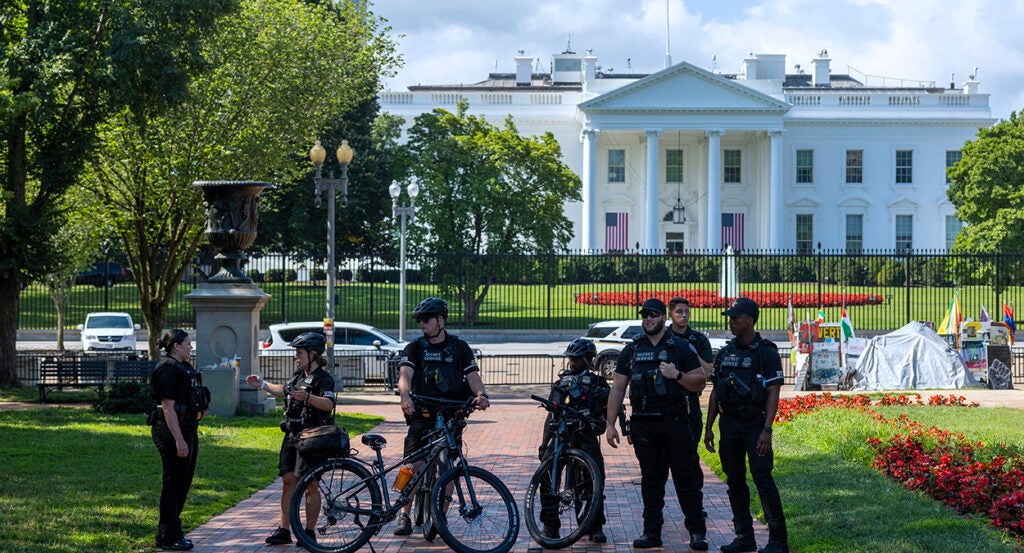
[
  {"xmin": 742, "ymin": 53, "xmax": 758, "ymax": 80},
  {"xmin": 515, "ymin": 51, "xmax": 533, "ymax": 86},
  {"xmin": 962, "ymin": 67, "xmax": 980, "ymax": 94},
  {"xmin": 584, "ymin": 49, "xmax": 597, "ymax": 82},
  {"xmin": 812, "ymin": 49, "xmax": 830, "ymax": 86}
]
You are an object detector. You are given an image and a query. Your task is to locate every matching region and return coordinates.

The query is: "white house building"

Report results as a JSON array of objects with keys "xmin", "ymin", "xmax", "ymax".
[{"xmin": 380, "ymin": 49, "xmax": 994, "ymax": 252}]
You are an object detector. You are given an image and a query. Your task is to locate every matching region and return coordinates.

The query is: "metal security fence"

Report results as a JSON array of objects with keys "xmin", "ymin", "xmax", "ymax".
[{"xmin": 17, "ymin": 248, "xmax": 1024, "ymax": 333}]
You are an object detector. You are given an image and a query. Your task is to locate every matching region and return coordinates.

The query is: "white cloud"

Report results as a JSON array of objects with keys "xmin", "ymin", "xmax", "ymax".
[{"xmin": 373, "ymin": 0, "xmax": 1024, "ymax": 119}]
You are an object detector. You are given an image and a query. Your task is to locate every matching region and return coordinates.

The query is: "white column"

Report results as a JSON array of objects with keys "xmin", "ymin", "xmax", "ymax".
[
  {"xmin": 580, "ymin": 128, "xmax": 600, "ymax": 250},
  {"xmin": 768, "ymin": 130, "xmax": 784, "ymax": 249},
  {"xmin": 644, "ymin": 129, "xmax": 662, "ymax": 251},
  {"xmin": 706, "ymin": 129, "xmax": 724, "ymax": 250}
]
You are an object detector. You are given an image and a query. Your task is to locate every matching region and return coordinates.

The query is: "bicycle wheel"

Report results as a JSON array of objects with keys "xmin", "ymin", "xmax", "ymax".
[
  {"xmin": 523, "ymin": 448, "xmax": 602, "ymax": 549},
  {"xmin": 433, "ymin": 465, "xmax": 519, "ymax": 553},
  {"xmin": 413, "ymin": 460, "xmax": 439, "ymax": 541},
  {"xmin": 291, "ymin": 458, "xmax": 382, "ymax": 553}
]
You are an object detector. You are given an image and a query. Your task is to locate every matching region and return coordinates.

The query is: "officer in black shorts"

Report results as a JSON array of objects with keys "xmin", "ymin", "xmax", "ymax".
[
  {"xmin": 705, "ymin": 297, "xmax": 789, "ymax": 553},
  {"xmin": 394, "ymin": 297, "xmax": 491, "ymax": 536},
  {"xmin": 537, "ymin": 338, "xmax": 610, "ymax": 543},
  {"xmin": 246, "ymin": 332, "xmax": 336, "ymax": 547},
  {"xmin": 605, "ymin": 298, "xmax": 709, "ymax": 550}
]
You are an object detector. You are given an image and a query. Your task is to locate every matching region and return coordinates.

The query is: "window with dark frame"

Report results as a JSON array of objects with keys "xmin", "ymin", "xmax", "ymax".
[
  {"xmin": 945, "ymin": 215, "xmax": 961, "ymax": 250},
  {"xmin": 945, "ymin": 150, "xmax": 962, "ymax": 184},
  {"xmin": 666, "ymin": 149, "xmax": 684, "ymax": 183},
  {"xmin": 895, "ymin": 214, "xmax": 913, "ymax": 251},
  {"xmin": 723, "ymin": 149, "xmax": 741, "ymax": 183},
  {"xmin": 896, "ymin": 150, "xmax": 913, "ymax": 184},
  {"xmin": 796, "ymin": 149, "xmax": 814, "ymax": 183},
  {"xmin": 845, "ymin": 214, "xmax": 863, "ymax": 254},
  {"xmin": 666, "ymin": 231, "xmax": 685, "ymax": 253}
]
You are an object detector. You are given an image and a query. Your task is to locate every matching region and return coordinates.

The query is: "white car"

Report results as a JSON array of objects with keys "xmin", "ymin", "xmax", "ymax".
[
  {"xmin": 78, "ymin": 312, "xmax": 140, "ymax": 352},
  {"xmin": 261, "ymin": 322, "xmax": 407, "ymax": 385},
  {"xmin": 582, "ymin": 319, "xmax": 727, "ymax": 377}
]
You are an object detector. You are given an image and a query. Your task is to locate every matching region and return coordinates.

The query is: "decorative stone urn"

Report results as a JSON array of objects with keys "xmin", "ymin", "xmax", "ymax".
[{"xmin": 193, "ymin": 180, "xmax": 272, "ymax": 282}]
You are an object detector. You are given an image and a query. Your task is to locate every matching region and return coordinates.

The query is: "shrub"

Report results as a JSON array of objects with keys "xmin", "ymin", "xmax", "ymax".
[
  {"xmin": 94, "ymin": 382, "xmax": 155, "ymax": 415},
  {"xmin": 247, "ymin": 269, "xmax": 263, "ymax": 283},
  {"xmin": 310, "ymin": 268, "xmax": 326, "ymax": 281}
]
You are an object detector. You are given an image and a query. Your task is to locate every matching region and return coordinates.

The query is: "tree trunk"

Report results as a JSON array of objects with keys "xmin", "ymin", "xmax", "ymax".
[{"xmin": 0, "ymin": 275, "xmax": 22, "ymax": 388}]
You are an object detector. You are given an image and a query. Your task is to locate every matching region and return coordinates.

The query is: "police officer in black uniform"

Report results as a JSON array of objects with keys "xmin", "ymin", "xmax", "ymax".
[
  {"xmin": 668, "ymin": 296, "xmax": 714, "ymax": 511},
  {"xmin": 394, "ymin": 297, "xmax": 491, "ymax": 536},
  {"xmin": 150, "ymin": 329, "xmax": 207, "ymax": 551},
  {"xmin": 605, "ymin": 298, "xmax": 709, "ymax": 550},
  {"xmin": 246, "ymin": 332, "xmax": 336, "ymax": 547},
  {"xmin": 705, "ymin": 298, "xmax": 789, "ymax": 553},
  {"xmin": 537, "ymin": 338, "xmax": 611, "ymax": 543}
]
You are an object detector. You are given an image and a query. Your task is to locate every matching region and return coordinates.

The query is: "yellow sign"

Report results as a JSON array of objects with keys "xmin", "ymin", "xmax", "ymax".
[{"xmin": 817, "ymin": 324, "xmax": 841, "ymax": 341}]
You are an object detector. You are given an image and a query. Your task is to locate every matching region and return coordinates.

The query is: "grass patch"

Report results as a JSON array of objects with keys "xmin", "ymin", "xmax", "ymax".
[
  {"xmin": 701, "ymin": 405, "xmax": 1023, "ymax": 551},
  {"xmin": 0, "ymin": 407, "xmax": 382, "ymax": 553}
]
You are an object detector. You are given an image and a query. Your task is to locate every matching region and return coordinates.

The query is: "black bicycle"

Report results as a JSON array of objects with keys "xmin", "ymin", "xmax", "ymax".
[
  {"xmin": 523, "ymin": 394, "xmax": 603, "ymax": 549},
  {"xmin": 289, "ymin": 394, "xmax": 519, "ymax": 553}
]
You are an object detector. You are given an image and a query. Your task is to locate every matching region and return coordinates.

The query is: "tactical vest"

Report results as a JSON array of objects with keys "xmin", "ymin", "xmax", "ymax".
[
  {"xmin": 413, "ymin": 336, "xmax": 467, "ymax": 399},
  {"xmin": 282, "ymin": 368, "xmax": 335, "ymax": 433},
  {"xmin": 628, "ymin": 335, "xmax": 685, "ymax": 412},
  {"xmin": 713, "ymin": 338, "xmax": 773, "ymax": 420},
  {"xmin": 550, "ymin": 369, "xmax": 610, "ymax": 435}
]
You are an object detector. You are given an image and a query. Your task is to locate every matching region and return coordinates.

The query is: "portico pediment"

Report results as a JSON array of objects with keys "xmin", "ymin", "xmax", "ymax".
[{"xmin": 579, "ymin": 61, "xmax": 791, "ymax": 114}]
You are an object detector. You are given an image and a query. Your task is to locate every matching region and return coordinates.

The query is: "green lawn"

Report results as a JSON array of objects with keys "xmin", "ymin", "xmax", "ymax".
[
  {"xmin": 18, "ymin": 280, "xmax": 1017, "ymax": 333},
  {"xmin": 700, "ymin": 404, "xmax": 1024, "ymax": 552},
  {"xmin": 0, "ymin": 405, "xmax": 382, "ymax": 553}
]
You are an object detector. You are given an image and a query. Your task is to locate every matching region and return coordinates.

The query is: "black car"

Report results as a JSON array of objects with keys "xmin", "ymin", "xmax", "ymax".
[{"xmin": 75, "ymin": 262, "xmax": 129, "ymax": 287}]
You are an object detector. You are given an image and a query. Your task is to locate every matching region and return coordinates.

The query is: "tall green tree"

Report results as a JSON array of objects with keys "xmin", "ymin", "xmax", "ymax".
[
  {"xmin": 82, "ymin": 0, "xmax": 398, "ymax": 357},
  {"xmin": 947, "ymin": 112, "xmax": 1024, "ymax": 253},
  {"xmin": 0, "ymin": 0, "xmax": 237, "ymax": 387},
  {"xmin": 404, "ymin": 100, "xmax": 581, "ymax": 324}
]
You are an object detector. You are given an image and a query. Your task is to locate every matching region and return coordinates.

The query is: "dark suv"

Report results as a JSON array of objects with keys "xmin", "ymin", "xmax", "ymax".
[{"xmin": 75, "ymin": 262, "xmax": 128, "ymax": 287}]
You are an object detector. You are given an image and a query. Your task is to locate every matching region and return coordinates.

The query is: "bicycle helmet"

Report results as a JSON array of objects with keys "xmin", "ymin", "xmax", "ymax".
[
  {"xmin": 288, "ymin": 332, "xmax": 327, "ymax": 355},
  {"xmin": 412, "ymin": 297, "xmax": 448, "ymax": 320},
  {"xmin": 563, "ymin": 338, "xmax": 597, "ymax": 360}
]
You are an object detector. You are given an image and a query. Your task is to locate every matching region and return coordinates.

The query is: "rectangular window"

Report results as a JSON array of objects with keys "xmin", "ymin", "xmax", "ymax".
[
  {"xmin": 796, "ymin": 149, "xmax": 814, "ymax": 184},
  {"xmin": 845, "ymin": 214, "xmax": 863, "ymax": 254},
  {"xmin": 723, "ymin": 149, "xmax": 741, "ymax": 183},
  {"xmin": 895, "ymin": 214, "xmax": 913, "ymax": 251},
  {"xmin": 945, "ymin": 215, "xmax": 961, "ymax": 249},
  {"xmin": 796, "ymin": 214, "xmax": 813, "ymax": 254},
  {"xmin": 845, "ymin": 149, "xmax": 863, "ymax": 184},
  {"xmin": 946, "ymin": 150, "xmax": 963, "ymax": 183},
  {"xmin": 666, "ymin": 149, "xmax": 684, "ymax": 183},
  {"xmin": 608, "ymin": 149, "xmax": 625, "ymax": 182},
  {"xmin": 895, "ymin": 150, "xmax": 913, "ymax": 184},
  {"xmin": 666, "ymin": 232, "xmax": 685, "ymax": 253}
]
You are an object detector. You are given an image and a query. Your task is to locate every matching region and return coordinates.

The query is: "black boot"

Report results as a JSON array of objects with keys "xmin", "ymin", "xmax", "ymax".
[
  {"xmin": 720, "ymin": 535, "xmax": 757, "ymax": 553},
  {"xmin": 633, "ymin": 533, "xmax": 663, "ymax": 549}
]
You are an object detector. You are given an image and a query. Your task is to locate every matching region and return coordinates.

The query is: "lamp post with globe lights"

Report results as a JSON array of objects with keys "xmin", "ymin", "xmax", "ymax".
[
  {"xmin": 310, "ymin": 139, "xmax": 354, "ymax": 382},
  {"xmin": 390, "ymin": 179, "xmax": 419, "ymax": 341}
]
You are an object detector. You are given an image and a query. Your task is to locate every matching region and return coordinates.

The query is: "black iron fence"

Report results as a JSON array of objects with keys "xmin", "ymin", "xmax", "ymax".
[
  {"xmin": 15, "ymin": 348, "xmax": 1024, "ymax": 391},
  {"xmin": 18, "ymin": 248, "xmax": 1024, "ymax": 334}
]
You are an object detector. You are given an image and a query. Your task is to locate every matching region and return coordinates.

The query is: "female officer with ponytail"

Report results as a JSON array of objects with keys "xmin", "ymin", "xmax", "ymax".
[
  {"xmin": 151, "ymin": 329, "xmax": 204, "ymax": 551},
  {"xmin": 246, "ymin": 332, "xmax": 336, "ymax": 547}
]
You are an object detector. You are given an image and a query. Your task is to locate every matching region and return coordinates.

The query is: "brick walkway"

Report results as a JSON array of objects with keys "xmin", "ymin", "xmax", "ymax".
[{"xmin": 186, "ymin": 386, "xmax": 770, "ymax": 552}]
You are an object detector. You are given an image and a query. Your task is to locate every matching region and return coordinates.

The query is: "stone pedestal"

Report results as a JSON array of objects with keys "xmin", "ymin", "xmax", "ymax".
[{"xmin": 186, "ymin": 283, "xmax": 272, "ymax": 416}]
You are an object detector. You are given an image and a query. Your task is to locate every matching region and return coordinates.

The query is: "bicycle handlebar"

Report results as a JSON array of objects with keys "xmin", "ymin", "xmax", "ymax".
[
  {"xmin": 530, "ymin": 394, "xmax": 587, "ymax": 419},
  {"xmin": 410, "ymin": 394, "xmax": 478, "ymax": 415}
]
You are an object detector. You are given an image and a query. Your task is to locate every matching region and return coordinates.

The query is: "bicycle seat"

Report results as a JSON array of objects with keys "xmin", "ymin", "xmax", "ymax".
[{"xmin": 360, "ymin": 434, "xmax": 388, "ymax": 449}]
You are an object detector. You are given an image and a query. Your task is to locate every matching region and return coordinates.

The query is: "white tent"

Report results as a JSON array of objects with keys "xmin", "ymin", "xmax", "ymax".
[{"xmin": 851, "ymin": 321, "xmax": 980, "ymax": 391}]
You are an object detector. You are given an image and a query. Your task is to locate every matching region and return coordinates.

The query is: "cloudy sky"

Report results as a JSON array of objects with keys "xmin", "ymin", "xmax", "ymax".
[{"xmin": 372, "ymin": 0, "xmax": 1023, "ymax": 120}]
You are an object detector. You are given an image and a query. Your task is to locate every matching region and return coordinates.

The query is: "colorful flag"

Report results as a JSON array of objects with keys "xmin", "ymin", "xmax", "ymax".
[
  {"xmin": 721, "ymin": 213, "xmax": 745, "ymax": 251},
  {"xmin": 1004, "ymin": 303, "xmax": 1016, "ymax": 344},
  {"xmin": 815, "ymin": 308, "xmax": 825, "ymax": 324},
  {"xmin": 937, "ymin": 290, "xmax": 963, "ymax": 335},
  {"xmin": 787, "ymin": 297, "xmax": 795, "ymax": 344},
  {"xmin": 841, "ymin": 306, "xmax": 855, "ymax": 340},
  {"xmin": 979, "ymin": 305, "xmax": 991, "ymax": 323},
  {"xmin": 605, "ymin": 212, "xmax": 628, "ymax": 251}
]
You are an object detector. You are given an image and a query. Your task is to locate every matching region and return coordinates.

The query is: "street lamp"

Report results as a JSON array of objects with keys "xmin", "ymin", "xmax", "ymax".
[
  {"xmin": 310, "ymin": 139, "xmax": 354, "ymax": 384},
  {"xmin": 390, "ymin": 178, "xmax": 419, "ymax": 341}
]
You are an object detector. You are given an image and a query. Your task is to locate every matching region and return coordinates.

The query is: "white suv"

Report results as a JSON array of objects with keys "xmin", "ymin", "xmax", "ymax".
[
  {"xmin": 78, "ymin": 312, "xmax": 140, "ymax": 352},
  {"xmin": 261, "ymin": 322, "xmax": 407, "ymax": 385},
  {"xmin": 582, "ymin": 319, "xmax": 727, "ymax": 377}
]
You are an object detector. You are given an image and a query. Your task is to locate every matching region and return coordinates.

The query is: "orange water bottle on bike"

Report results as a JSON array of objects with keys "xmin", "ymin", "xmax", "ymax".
[{"xmin": 392, "ymin": 465, "xmax": 413, "ymax": 492}]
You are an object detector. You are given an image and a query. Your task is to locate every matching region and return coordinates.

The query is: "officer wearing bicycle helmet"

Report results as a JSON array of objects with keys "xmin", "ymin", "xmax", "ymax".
[
  {"xmin": 536, "ymin": 338, "xmax": 610, "ymax": 543},
  {"xmin": 245, "ymin": 331, "xmax": 336, "ymax": 547},
  {"xmin": 394, "ymin": 297, "xmax": 490, "ymax": 536}
]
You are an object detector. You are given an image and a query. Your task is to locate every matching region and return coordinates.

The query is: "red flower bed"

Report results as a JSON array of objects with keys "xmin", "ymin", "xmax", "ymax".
[
  {"xmin": 775, "ymin": 393, "xmax": 1024, "ymax": 542},
  {"xmin": 575, "ymin": 290, "xmax": 884, "ymax": 308}
]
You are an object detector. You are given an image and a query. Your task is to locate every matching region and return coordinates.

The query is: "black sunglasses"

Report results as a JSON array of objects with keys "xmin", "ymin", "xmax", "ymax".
[
  {"xmin": 414, "ymin": 314, "xmax": 436, "ymax": 323},
  {"xmin": 640, "ymin": 311, "xmax": 662, "ymax": 319}
]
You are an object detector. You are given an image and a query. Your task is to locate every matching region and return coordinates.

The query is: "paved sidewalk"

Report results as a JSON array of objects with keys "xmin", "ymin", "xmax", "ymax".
[{"xmin": 186, "ymin": 386, "xmax": 770, "ymax": 552}]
